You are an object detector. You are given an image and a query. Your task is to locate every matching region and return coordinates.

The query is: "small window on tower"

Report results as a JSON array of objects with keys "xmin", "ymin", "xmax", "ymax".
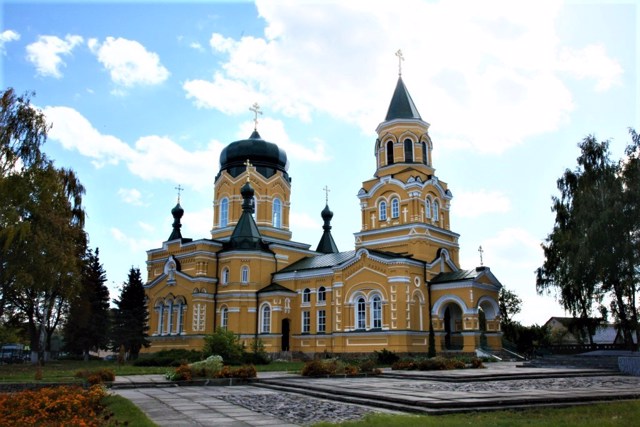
[
  {"xmin": 404, "ymin": 138, "xmax": 413, "ymax": 162},
  {"xmin": 379, "ymin": 201, "xmax": 387, "ymax": 221},
  {"xmin": 391, "ymin": 198, "xmax": 400, "ymax": 219},
  {"xmin": 386, "ymin": 140, "xmax": 394, "ymax": 165}
]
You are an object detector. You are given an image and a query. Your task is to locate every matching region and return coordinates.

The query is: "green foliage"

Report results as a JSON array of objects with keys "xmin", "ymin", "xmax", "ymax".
[
  {"xmin": 502, "ymin": 323, "xmax": 550, "ymax": 356},
  {"xmin": 537, "ymin": 132, "xmax": 640, "ymax": 346},
  {"xmin": 301, "ymin": 359, "xmax": 361, "ymax": 377},
  {"xmin": 374, "ymin": 348, "xmax": 399, "ymax": 365},
  {"xmin": 391, "ymin": 356, "xmax": 472, "ymax": 371},
  {"xmin": 498, "ymin": 287, "xmax": 522, "ymax": 328},
  {"xmin": 102, "ymin": 394, "xmax": 157, "ymax": 427},
  {"xmin": 243, "ymin": 338, "xmax": 270, "ymax": 365},
  {"xmin": 203, "ymin": 328, "xmax": 244, "ymax": 365},
  {"xmin": 188, "ymin": 355, "xmax": 223, "ymax": 378},
  {"xmin": 74, "ymin": 367, "xmax": 115, "ymax": 385},
  {"xmin": 165, "ymin": 364, "xmax": 192, "ymax": 381},
  {"xmin": 133, "ymin": 349, "xmax": 203, "ymax": 367},
  {"xmin": 63, "ymin": 247, "xmax": 111, "ymax": 359},
  {"xmin": 112, "ymin": 267, "xmax": 150, "ymax": 359},
  {"xmin": 0, "ymin": 88, "xmax": 87, "ymax": 362}
]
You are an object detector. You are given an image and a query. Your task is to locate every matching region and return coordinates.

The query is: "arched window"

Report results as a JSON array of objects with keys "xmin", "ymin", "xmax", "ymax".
[
  {"xmin": 317, "ymin": 286, "xmax": 326, "ymax": 303},
  {"xmin": 386, "ymin": 140, "xmax": 394, "ymax": 165},
  {"xmin": 404, "ymin": 138, "xmax": 413, "ymax": 162},
  {"xmin": 422, "ymin": 141, "xmax": 428, "ymax": 164},
  {"xmin": 302, "ymin": 288, "xmax": 311, "ymax": 304},
  {"xmin": 221, "ymin": 267, "xmax": 229, "ymax": 285},
  {"xmin": 379, "ymin": 200, "xmax": 387, "ymax": 221},
  {"xmin": 241, "ymin": 266, "xmax": 249, "ymax": 284},
  {"xmin": 272, "ymin": 198, "xmax": 282, "ymax": 228},
  {"xmin": 219, "ymin": 198, "xmax": 229, "ymax": 228},
  {"xmin": 175, "ymin": 298, "xmax": 185, "ymax": 334},
  {"xmin": 252, "ymin": 196, "xmax": 257, "ymax": 219},
  {"xmin": 166, "ymin": 299, "xmax": 173, "ymax": 335},
  {"xmin": 260, "ymin": 304, "xmax": 271, "ymax": 333},
  {"xmin": 371, "ymin": 295, "xmax": 382, "ymax": 329},
  {"xmin": 433, "ymin": 200, "xmax": 440, "ymax": 222},
  {"xmin": 220, "ymin": 306, "xmax": 228, "ymax": 330},
  {"xmin": 156, "ymin": 302, "xmax": 164, "ymax": 335},
  {"xmin": 425, "ymin": 197, "xmax": 432, "ymax": 219},
  {"xmin": 391, "ymin": 198, "xmax": 400, "ymax": 219},
  {"xmin": 356, "ymin": 297, "xmax": 366, "ymax": 330}
]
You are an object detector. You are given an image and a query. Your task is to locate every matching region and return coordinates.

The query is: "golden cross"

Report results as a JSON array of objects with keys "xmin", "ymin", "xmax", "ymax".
[
  {"xmin": 395, "ymin": 49, "xmax": 404, "ymax": 76},
  {"xmin": 323, "ymin": 185, "xmax": 330, "ymax": 204},
  {"xmin": 175, "ymin": 185, "xmax": 183, "ymax": 203},
  {"xmin": 243, "ymin": 159, "xmax": 253, "ymax": 182},
  {"xmin": 478, "ymin": 245, "xmax": 484, "ymax": 266},
  {"xmin": 249, "ymin": 102, "xmax": 262, "ymax": 131}
]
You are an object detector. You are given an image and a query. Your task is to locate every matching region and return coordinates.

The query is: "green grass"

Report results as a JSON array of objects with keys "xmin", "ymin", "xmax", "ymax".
[
  {"xmin": 254, "ymin": 360, "xmax": 304, "ymax": 372},
  {"xmin": 102, "ymin": 394, "xmax": 158, "ymax": 426},
  {"xmin": 0, "ymin": 360, "xmax": 167, "ymax": 383},
  {"xmin": 312, "ymin": 400, "xmax": 640, "ymax": 427}
]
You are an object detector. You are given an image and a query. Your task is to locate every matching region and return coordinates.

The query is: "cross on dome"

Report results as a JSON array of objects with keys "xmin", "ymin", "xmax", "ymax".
[
  {"xmin": 323, "ymin": 185, "xmax": 330, "ymax": 204},
  {"xmin": 249, "ymin": 102, "xmax": 262, "ymax": 131},
  {"xmin": 243, "ymin": 159, "xmax": 253, "ymax": 182},
  {"xmin": 174, "ymin": 184, "xmax": 183, "ymax": 203},
  {"xmin": 395, "ymin": 49, "xmax": 404, "ymax": 76}
]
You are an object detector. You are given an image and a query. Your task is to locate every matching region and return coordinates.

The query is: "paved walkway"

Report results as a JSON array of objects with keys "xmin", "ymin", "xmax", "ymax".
[{"xmin": 113, "ymin": 363, "xmax": 640, "ymax": 426}]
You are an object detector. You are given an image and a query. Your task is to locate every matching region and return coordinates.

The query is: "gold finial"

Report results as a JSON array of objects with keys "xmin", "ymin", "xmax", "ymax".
[
  {"xmin": 243, "ymin": 159, "xmax": 253, "ymax": 183},
  {"xmin": 395, "ymin": 49, "xmax": 404, "ymax": 76},
  {"xmin": 249, "ymin": 102, "xmax": 262, "ymax": 131},
  {"xmin": 478, "ymin": 245, "xmax": 484, "ymax": 266},
  {"xmin": 323, "ymin": 185, "xmax": 330, "ymax": 204},
  {"xmin": 174, "ymin": 184, "xmax": 183, "ymax": 203}
]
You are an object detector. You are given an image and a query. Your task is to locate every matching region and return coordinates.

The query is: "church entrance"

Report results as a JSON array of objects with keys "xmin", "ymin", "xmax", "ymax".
[
  {"xmin": 443, "ymin": 303, "xmax": 463, "ymax": 350},
  {"xmin": 281, "ymin": 319, "xmax": 290, "ymax": 351}
]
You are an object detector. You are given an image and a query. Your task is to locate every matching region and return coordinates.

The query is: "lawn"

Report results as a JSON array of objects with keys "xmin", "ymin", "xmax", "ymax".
[
  {"xmin": 313, "ymin": 400, "xmax": 640, "ymax": 427},
  {"xmin": 103, "ymin": 393, "xmax": 157, "ymax": 426}
]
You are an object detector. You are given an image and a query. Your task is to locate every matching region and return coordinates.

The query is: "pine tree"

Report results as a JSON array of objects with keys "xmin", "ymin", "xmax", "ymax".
[
  {"xmin": 112, "ymin": 267, "xmax": 149, "ymax": 359},
  {"xmin": 63, "ymin": 247, "xmax": 110, "ymax": 360}
]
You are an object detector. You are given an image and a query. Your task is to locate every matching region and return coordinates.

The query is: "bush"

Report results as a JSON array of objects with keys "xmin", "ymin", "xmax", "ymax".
[
  {"xmin": 215, "ymin": 365, "xmax": 257, "ymax": 379},
  {"xmin": 358, "ymin": 359, "xmax": 380, "ymax": 374},
  {"xmin": 0, "ymin": 385, "xmax": 106, "ymax": 426},
  {"xmin": 203, "ymin": 328, "xmax": 244, "ymax": 365},
  {"xmin": 133, "ymin": 349, "xmax": 203, "ymax": 366},
  {"xmin": 470, "ymin": 357, "xmax": 485, "ymax": 369},
  {"xmin": 374, "ymin": 348, "xmax": 399, "ymax": 365},
  {"xmin": 165, "ymin": 364, "xmax": 192, "ymax": 381},
  {"xmin": 243, "ymin": 338, "xmax": 270, "ymax": 365},
  {"xmin": 301, "ymin": 359, "xmax": 337, "ymax": 377},
  {"xmin": 189, "ymin": 355, "xmax": 224, "ymax": 378},
  {"xmin": 391, "ymin": 359, "xmax": 417, "ymax": 370},
  {"xmin": 75, "ymin": 368, "xmax": 115, "ymax": 384}
]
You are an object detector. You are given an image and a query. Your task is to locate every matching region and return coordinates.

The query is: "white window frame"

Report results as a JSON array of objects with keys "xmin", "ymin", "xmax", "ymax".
[
  {"xmin": 317, "ymin": 286, "xmax": 326, "ymax": 303},
  {"xmin": 317, "ymin": 310, "xmax": 326, "ymax": 333},
  {"xmin": 356, "ymin": 297, "xmax": 366, "ymax": 330},
  {"xmin": 425, "ymin": 197, "xmax": 432, "ymax": 219},
  {"xmin": 220, "ymin": 197, "xmax": 229, "ymax": 228},
  {"xmin": 302, "ymin": 311, "xmax": 311, "ymax": 333},
  {"xmin": 391, "ymin": 198, "xmax": 400, "ymax": 219},
  {"xmin": 260, "ymin": 304, "xmax": 271, "ymax": 334},
  {"xmin": 302, "ymin": 288, "xmax": 311, "ymax": 304},
  {"xmin": 221, "ymin": 267, "xmax": 229, "ymax": 285},
  {"xmin": 220, "ymin": 306, "xmax": 228, "ymax": 330},
  {"xmin": 371, "ymin": 295, "xmax": 382, "ymax": 329},
  {"xmin": 433, "ymin": 200, "xmax": 440, "ymax": 222},
  {"xmin": 241, "ymin": 265, "xmax": 249, "ymax": 284},
  {"xmin": 379, "ymin": 201, "xmax": 387, "ymax": 221},
  {"xmin": 272, "ymin": 197, "xmax": 282, "ymax": 228}
]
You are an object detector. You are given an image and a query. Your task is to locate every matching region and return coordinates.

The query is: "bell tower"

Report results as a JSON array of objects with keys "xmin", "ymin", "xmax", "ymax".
[{"xmin": 355, "ymin": 56, "xmax": 459, "ymax": 266}]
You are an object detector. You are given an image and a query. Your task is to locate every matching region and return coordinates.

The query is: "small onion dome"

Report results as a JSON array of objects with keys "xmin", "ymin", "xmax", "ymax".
[
  {"xmin": 171, "ymin": 202, "xmax": 184, "ymax": 219},
  {"xmin": 321, "ymin": 204, "xmax": 334, "ymax": 224},
  {"xmin": 219, "ymin": 130, "xmax": 289, "ymax": 179}
]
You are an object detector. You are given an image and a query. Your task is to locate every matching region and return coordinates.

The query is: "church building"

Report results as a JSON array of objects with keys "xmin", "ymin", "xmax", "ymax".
[{"xmin": 143, "ymin": 71, "xmax": 504, "ymax": 356}]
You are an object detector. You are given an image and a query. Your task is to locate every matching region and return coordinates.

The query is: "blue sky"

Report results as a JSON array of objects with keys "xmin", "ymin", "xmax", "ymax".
[{"xmin": 1, "ymin": 0, "xmax": 637, "ymax": 325}]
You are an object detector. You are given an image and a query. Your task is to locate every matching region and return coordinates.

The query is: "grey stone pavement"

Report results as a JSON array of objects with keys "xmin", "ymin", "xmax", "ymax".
[{"xmin": 113, "ymin": 363, "xmax": 640, "ymax": 426}]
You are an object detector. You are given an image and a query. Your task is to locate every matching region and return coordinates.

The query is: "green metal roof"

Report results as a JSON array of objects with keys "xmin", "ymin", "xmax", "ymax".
[
  {"xmin": 430, "ymin": 267, "xmax": 486, "ymax": 284},
  {"xmin": 279, "ymin": 250, "xmax": 357, "ymax": 273},
  {"xmin": 258, "ymin": 282, "xmax": 296, "ymax": 294},
  {"xmin": 385, "ymin": 76, "xmax": 422, "ymax": 121}
]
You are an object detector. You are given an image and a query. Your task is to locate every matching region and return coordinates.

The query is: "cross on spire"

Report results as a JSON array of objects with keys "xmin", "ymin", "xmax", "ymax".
[
  {"xmin": 249, "ymin": 102, "xmax": 262, "ymax": 131},
  {"xmin": 175, "ymin": 184, "xmax": 183, "ymax": 203},
  {"xmin": 478, "ymin": 245, "xmax": 484, "ymax": 266},
  {"xmin": 395, "ymin": 49, "xmax": 404, "ymax": 76},
  {"xmin": 243, "ymin": 159, "xmax": 253, "ymax": 183},
  {"xmin": 323, "ymin": 185, "xmax": 330, "ymax": 204}
]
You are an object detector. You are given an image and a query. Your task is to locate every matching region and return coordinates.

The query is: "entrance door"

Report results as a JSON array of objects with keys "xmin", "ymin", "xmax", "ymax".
[{"xmin": 281, "ymin": 319, "xmax": 290, "ymax": 351}]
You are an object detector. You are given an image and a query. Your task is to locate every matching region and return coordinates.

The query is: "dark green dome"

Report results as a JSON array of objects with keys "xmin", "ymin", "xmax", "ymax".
[{"xmin": 218, "ymin": 130, "xmax": 289, "ymax": 180}]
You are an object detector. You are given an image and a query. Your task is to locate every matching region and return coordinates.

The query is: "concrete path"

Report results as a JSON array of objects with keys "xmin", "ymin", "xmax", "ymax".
[{"xmin": 113, "ymin": 363, "xmax": 640, "ymax": 426}]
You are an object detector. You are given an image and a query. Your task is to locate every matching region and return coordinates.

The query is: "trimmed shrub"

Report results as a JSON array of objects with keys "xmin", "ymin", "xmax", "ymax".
[
  {"xmin": 391, "ymin": 359, "xmax": 417, "ymax": 370},
  {"xmin": 374, "ymin": 348, "xmax": 400, "ymax": 365},
  {"xmin": 301, "ymin": 359, "xmax": 337, "ymax": 377},
  {"xmin": 203, "ymin": 328, "xmax": 244, "ymax": 365},
  {"xmin": 75, "ymin": 368, "xmax": 115, "ymax": 384},
  {"xmin": 189, "ymin": 355, "xmax": 224, "ymax": 378},
  {"xmin": 215, "ymin": 365, "xmax": 257, "ymax": 379}
]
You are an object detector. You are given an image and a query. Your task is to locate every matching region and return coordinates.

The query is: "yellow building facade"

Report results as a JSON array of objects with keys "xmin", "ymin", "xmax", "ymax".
[{"xmin": 144, "ymin": 76, "xmax": 503, "ymax": 356}]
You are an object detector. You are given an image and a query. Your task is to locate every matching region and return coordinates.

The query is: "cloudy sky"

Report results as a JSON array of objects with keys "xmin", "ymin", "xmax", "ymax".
[{"xmin": 2, "ymin": 0, "xmax": 637, "ymax": 325}]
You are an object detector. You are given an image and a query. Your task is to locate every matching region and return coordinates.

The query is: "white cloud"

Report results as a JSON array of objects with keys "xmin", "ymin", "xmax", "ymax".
[
  {"xmin": 44, "ymin": 106, "xmax": 135, "ymax": 167},
  {"xmin": 290, "ymin": 211, "xmax": 321, "ymax": 231},
  {"xmin": 110, "ymin": 227, "xmax": 158, "ymax": 253},
  {"xmin": 44, "ymin": 106, "xmax": 223, "ymax": 191},
  {"xmin": 0, "ymin": 30, "xmax": 20, "ymax": 53},
  {"xmin": 26, "ymin": 34, "xmax": 83, "ymax": 78},
  {"xmin": 89, "ymin": 37, "xmax": 170, "ymax": 87},
  {"xmin": 182, "ymin": 207, "xmax": 213, "ymax": 238},
  {"xmin": 452, "ymin": 190, "xmax": 511, "ymax": 218},
  {"xmin": 183, "ymin": 0, "xmax": 621, "ymax": 154},
  {"xmin": 118, "ymin": 188, "xmax": 145, "ymax": 206},
  {"xmin": 138, "ymin": 221, "xmax": 155, "ymax": 233}
]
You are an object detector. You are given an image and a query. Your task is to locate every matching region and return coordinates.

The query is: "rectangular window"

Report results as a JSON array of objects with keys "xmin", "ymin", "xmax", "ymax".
[
  {"xmin": 302, "ymin": 311, "xmax": 310, "ymax": 333},
  {"xmin": 317, "ymin": 310, "xmax": 326, "ymax": 333}
]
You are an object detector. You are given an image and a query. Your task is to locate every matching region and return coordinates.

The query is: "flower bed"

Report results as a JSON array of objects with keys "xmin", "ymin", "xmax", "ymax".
[{"xmin": 0, "ymin": 385, "xmax": 108, "ymax": 426}]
